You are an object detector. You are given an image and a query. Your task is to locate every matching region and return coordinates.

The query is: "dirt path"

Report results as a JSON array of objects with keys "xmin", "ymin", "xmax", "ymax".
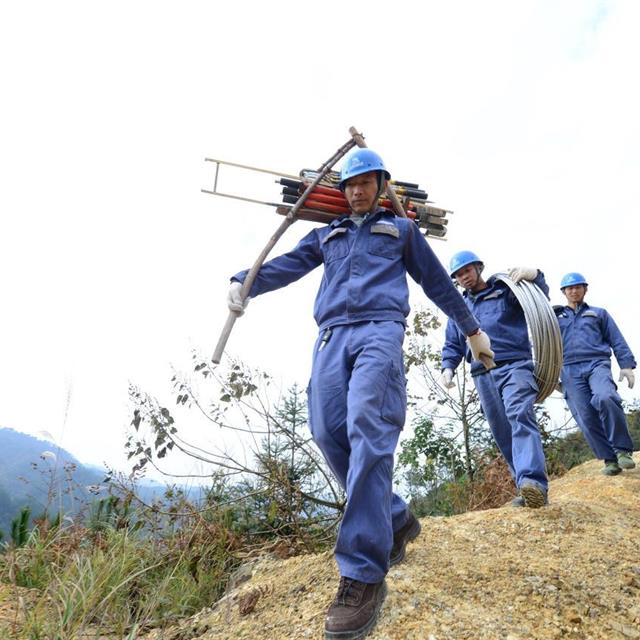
[{"xmin": 146, "ymin": 456, "xmax": 640, "ymax": 640}]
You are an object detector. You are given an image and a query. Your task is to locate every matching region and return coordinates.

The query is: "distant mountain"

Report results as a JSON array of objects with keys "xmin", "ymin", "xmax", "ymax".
[{"xmin": 0, "ymin": 428, "xmax": 166, "ymax": 536}]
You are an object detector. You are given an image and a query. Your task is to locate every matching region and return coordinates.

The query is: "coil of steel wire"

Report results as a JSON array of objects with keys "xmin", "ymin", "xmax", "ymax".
[{"xmin": 495, "ymin": 274, "xmax": 563, "ymax": 403}]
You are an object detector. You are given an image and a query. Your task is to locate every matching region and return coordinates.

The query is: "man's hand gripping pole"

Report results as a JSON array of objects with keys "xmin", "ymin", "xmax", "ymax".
[{"xmin": 211, "ymin": 128, "xmax": 367, "ymax": 364}]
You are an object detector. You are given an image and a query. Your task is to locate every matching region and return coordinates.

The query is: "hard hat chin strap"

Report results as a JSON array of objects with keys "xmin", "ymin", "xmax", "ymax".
[{"xmin": 374, "ymin": 172, "xmax": 386, "ymax": 208}]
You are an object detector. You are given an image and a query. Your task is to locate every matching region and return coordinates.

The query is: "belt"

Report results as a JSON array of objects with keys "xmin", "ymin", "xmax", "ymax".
[{"xmin": 471, "ymin": 359, "xmax": 521, "ymax": 377}]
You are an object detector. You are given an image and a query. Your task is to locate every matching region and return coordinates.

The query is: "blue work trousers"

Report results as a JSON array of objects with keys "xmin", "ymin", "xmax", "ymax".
[
  {"xmin": 307, "ymin": 321, "xmax": 410, "ymax": 584},
  {"xmin": 474, "ymin": 360, "xmax": 548, "ymax": 491},
  {"xmin": 561, "ymin": 360, "xmax": 633, "ymax": 460}
]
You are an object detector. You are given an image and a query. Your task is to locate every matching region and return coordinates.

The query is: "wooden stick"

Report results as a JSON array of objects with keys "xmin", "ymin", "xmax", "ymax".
[{"xmin": 211, "ymin": 128, "xmax": 365, "ymax": 364}]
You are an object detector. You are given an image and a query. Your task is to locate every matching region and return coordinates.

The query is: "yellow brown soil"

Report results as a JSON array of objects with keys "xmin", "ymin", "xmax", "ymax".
[
  {"xmin": 0, "ymin": 583, "xmax": 41, "ymax": 636},
  {"xmin": 146, "ymin": 455, "xmax": 640, "ymax": 640}
]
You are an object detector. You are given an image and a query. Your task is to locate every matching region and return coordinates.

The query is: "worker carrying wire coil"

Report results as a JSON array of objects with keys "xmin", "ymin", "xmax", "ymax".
[
  {"xmin": 494, "ymin": 272, "xmax": 563, "ymax": 403},
  {"xmin": 439, "ymin": 251, "xmax": 559, "ymax": 508}
]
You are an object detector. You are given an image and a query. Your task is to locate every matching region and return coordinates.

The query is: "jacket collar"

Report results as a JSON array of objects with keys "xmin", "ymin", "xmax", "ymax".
[
  {"xmin": 464, "ymin": 274, "xmax": 501, "ymax": 301},
  {"xmin": 565, "ymin": 301, "xmax": 590, "ymax": 314},
  {"xmin": 328, "ymin": 207, "xmax": 393, "ymax": 229}
]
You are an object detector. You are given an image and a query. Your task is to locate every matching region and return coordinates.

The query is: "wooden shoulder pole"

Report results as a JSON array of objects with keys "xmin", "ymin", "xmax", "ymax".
[{"xmin": 211, "ymin": 128, "xmax": 365, "ymax": 364}]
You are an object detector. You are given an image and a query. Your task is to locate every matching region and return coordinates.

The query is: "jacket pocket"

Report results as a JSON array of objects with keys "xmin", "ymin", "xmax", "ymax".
[
  {"xmin": 368, "ymin": 224, "xmax": 401, "ymax": 259},
  {"xmin": 322, "ymin": 227, "xmax": 349, "ymax": 263},
  {"xmin": 475, "ymin": 289, "xmax": 507, "ymax": 317}
]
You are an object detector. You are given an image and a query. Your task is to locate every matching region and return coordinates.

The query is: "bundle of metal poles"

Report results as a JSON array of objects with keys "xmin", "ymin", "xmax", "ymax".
[
  {"xmin": 275, "ymin": 171, "xmax": 450, "ymax": 238},
  {"xmin": 495, "ymin": 274, "xmax": 563, "ymax": 403},
  {"xmin": 203, "ymin": 126, "xmax": 457, "ymax": 362}
]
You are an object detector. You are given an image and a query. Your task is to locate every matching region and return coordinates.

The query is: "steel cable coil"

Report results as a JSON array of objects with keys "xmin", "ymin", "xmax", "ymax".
[{"xmin": 495, "ymin": 274, "xmax": 563, "ymax": 403}]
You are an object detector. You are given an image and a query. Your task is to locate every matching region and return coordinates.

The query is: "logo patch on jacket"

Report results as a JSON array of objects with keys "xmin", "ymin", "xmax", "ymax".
[
  {"xmin": 370, "ymin": 223, "xmax": 399, "ymax": 238},
  {"xmin": 483, "ymin": 289, "xmax": 505, "ymax": 301},
  {"xmin": 322, "ymin": 227, "xmax": 348, "ymax": 244}
]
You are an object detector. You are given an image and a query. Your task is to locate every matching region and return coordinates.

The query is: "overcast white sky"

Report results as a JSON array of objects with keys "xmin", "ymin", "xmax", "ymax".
[{"xmin": 1, "ymin": 1, "xmax": 638, "ymax": 477}]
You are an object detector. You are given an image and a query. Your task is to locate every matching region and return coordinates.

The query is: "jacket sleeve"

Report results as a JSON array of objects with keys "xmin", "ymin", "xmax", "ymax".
[
  {"xmin": 441, "ymin": 318, "xmax": 466, "ymax": 371},
  {"xmin": 231, "ymin": 229, "xmax": 323, "ymax": 298},
  {"xmin": 532, "ymin": 270, "xmax": 550, "ymax": 299},
  {"xmin": 404, "ymin": 223, "xmax": 480, "ymax": 336},
  {"xmin": 601, "ymin": 310, "xmax": 636, "ymax": 369}
]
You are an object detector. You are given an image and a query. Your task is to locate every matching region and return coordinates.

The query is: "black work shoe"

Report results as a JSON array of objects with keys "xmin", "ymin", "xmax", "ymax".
[
  {"xmin": 325, "ymin": 577, "xmax": 387, "ymax": 640},
  {"xmin": 389, "ymin": 512, "xmax": 421, "ymax": 567},
  {"xmin": 520, "ymin": 482, "xmax": 548, "ymax": 508}
]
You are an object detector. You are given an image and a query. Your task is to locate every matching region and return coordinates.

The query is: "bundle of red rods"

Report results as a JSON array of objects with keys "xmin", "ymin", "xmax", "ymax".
[{"xmin": 275, "ymin": 169, "xmax": 449, "ymax": 238}]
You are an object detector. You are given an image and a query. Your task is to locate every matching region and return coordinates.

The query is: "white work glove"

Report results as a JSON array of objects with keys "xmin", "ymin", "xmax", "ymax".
[
  {"xmin": 507, "ymin": 267, "xmax": 538, "ymax": 283},
  {"xmin": 619, "ymin": 368, "xmax": 635, "ymax": 389},
  {"xmin": 467, "ymin": 330, "xmax": 495, "ymax": 370},
  {"xmin": 438, "ymin": 368, "xmax": 455, "ymax": 389},
  {"xmin": 227, "ymin": 281, "xmax": 250, "ymax": 316}
]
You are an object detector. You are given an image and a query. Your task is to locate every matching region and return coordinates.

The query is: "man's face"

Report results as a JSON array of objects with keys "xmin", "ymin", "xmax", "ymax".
[
  {"xmin": 344, "ymin": 171, "xmax": 381, "ymax": 214},
  {"xmin": 454, "ymin": 263, "xmax": 481, "ymax": 291},
  {"xmin": 563, "ymin": 284, "xmax": 587, "ymax": 305}
]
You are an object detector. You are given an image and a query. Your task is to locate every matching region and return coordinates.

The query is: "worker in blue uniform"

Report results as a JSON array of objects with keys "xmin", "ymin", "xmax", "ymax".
[
  {"xmin": 555, "ymin": 272, "xmax": 636, "ymax": 476},
  {"xmin": 439, "ymin": 251, "xmax": 549, "ymax": 509},
  {"xmin": 227, "ymin": 149, "xmax": 494, "ymax": 640}
]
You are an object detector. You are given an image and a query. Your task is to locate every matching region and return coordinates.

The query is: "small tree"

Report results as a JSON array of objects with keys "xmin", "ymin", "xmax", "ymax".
[
  {"xmin": 127, "ymin": 356, "xmax": 343, "ymax": 551},
  {"xmin": 402, "ymin": 310, "xmax": 492, "ymax": 469},
  {"xmin": 399, "ymin": 309, "xmax": 505, "ymax": 514}
]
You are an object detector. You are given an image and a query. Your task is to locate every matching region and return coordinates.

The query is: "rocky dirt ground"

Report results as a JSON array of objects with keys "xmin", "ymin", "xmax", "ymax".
[
  {"xmin": 145, "ymin": 455, "xmax": 640, "ymax": 640},
  {"xmin": 1, "ymin": 456, "xmax": 638, "ymax": 639},
  {"xmin": 0, "ymin": 582, "xmax": 40, "ymax": 636}
]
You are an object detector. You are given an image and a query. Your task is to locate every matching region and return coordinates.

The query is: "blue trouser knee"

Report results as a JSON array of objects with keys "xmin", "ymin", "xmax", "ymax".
[
  {"xmin": 307, "ymin": 321, "xmax": 410, "ymax": 583},
  {"xmin": 474, "ymin": 360, "xmax": 548, "ymax": 491},
  {"xmin": 561, "ymin": 360, "xmax": 633, "ymax": 460}
]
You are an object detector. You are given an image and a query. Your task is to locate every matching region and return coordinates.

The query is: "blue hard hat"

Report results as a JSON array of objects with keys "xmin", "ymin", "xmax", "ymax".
[
  {"xmin": 560, "ymin": 272, "xmax": 588, "ymax": 289},
  {"xmin": 338, "ymin": 149, "xmax": 391, "ymax": 191},
  {"xmin": 449, "ymin": 250, "xmax": 483, "ymax": 277}
]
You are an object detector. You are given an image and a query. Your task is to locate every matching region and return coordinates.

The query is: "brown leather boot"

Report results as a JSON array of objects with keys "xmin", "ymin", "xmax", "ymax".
[
  {"xmin": 389, "ymin": 511, "xmax": 421, "ymax": 567},
  {"xmin": 324, "ymin": 577, "xmax": 387, "ymax": 640}
]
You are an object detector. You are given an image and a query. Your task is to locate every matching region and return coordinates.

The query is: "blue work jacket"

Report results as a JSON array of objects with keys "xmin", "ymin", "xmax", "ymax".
[
  {"xmin": 232, "ymin": 208, "xmax": 479, "ymax": 335},
  {"xmin": 554, "ymin": 303, "xmax": 636, "ymax": 369},
  {"xmin": 442, "ymin": 271, "xmax": 549, "ymax": 375}
]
